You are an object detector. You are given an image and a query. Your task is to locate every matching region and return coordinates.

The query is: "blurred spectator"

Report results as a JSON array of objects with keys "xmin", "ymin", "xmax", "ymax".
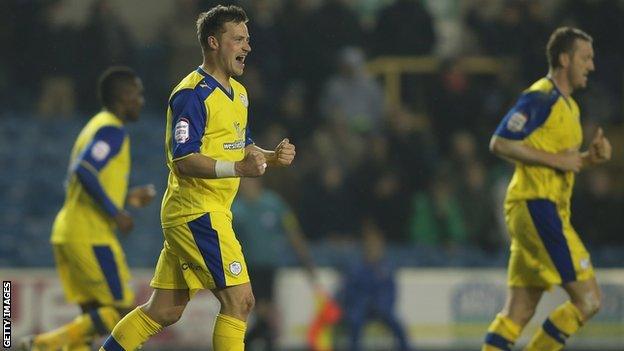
[
  {"xmin": 340, "ymin": 220, "xmax": 410, "ymax": 351},
  {"xmin": 558, "ymin": 0, "xmax": 624, "ymax": 94},
  {"xmin": 445, "ymin": 131, "xmax": 498, "ymax": 249},
  {"xmin": 161, "ymin": 0, "xmax": 203, "ymax": 86},
  {"xmin": 408, "ymin": 165, "xmax": 467, "ymax": 249},
  {"xmin": 385, "ymin": 105, "xmax": 438, "ymax": 192},
  {"xmin": 304, "ymin": 0, "xmax": 365, "ymax": 112},
  {"xmin": 275, "ymin": 0, "xmax": 317, "ymax": 81},
  {"xmin": 428, "ymin": 59, "xmax": 481, "ymax": 152},
  {"xmin": 449, "ymin": 131, "xmax": 479, "ymax": 171},
  {"xmin": 233, "ymin": 178, "xmax": 317, "ymax": 350},
  {"xmin": 298, "ymin": 162, "xmax": 357, "ymax": 243},
  {"xmin": 372, "ymin": 0, "xmax": 435, "ymax": 57},
  {"xmin": 320, "ymin": 47, "xmax": 384, "ymax": 134},
  {"xmin": 458, "ymin": 162, "xmax": 501, "ymax": 251},
  {"xmin": 246, "ymin": 0, "xmax": 282, "ymax": 88},
  {"xmin": 466, "ymin": 1, "xmax": 524, "ymax": 56},
  {"xmin": 277, "ymin": 81, "xmax": 312, "ymax": 141},
  {"xmin": 466, "ymin": 1, "xmax": 550, "ymax": 83},
  {"xmin": 350, "ymin": 135, "xmax": 411, "ymax": 243},
  {"xmin": 36, "ymin": 0, "xmax": 79, "ymax": 118},
  {"xmin": 78, "ymin": 0, "xmax": 136, "ymax": 111}
]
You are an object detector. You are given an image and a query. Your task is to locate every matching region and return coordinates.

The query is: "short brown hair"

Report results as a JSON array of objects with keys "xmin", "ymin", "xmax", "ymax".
[
  {"xmin": 196, "ymin": 5, "xmax": 248, "ymax": 52},
  {"xmin": 546, "ymin": 27, "xmax": 593, "ymax": 69}
]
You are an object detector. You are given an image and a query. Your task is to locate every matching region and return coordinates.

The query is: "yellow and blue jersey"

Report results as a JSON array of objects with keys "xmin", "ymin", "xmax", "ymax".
[
  {"xmin": 495, "ymin": 77, "xmax": 582, "ymax": 207},
  {"xmin": 161, "ymin": 68, "xmax": 254, "ymax": 228},
  {"xmin": 51, "ymin": 110, "xmax": 130, "ymax": 244},
  {"xmin": 494, "ymin": 78, "xmax": 592, "ymax": 288}
]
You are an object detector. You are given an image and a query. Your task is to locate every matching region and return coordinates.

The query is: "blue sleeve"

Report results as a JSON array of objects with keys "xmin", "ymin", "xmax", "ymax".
[
  {"xmin": 245, "ymin": 124, "xmax": 254, "ymax": 146},
  {"xmin": 494, "ymin": 91, "xmax": 555, "ymax": 140},
  {"xmin": 170, "ymin": 89, "xmax": 207, "ymax": 159},
  {"xmin": 73, "ymin": 126, "xmax": 126, "ymax": 217},
  {"xmin": 75, "ymin": 165, "xmax": 119, "ymax": 217},
  {"xmin": 80, "ymin": 126, "xmax": 126, "ymax": 171}
]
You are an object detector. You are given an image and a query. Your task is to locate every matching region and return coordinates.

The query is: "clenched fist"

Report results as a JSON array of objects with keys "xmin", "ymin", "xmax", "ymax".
[
  {"xmin": 274, "ymin": 138, "xmax": 296, "ymax": 166},
  {"xmin": 236, "ymin": 151, "xmax": 267, "ymax": 177},
  {"xmin": 589, "ymin": 127, "xmax": 612, "ymax": 164}
]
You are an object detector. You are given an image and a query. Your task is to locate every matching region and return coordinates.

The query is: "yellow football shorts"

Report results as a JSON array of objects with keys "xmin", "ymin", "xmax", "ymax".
[
  {"xmin": 151, "ymin": 212, "xmax": 249, "ymax": 293},
  {"xmin": 505, "ymin": 199, "xmax": 594, "ymax": 289},
  {"xmin": 53, "ymin": 240, "xmax": 134, "ymax": 308}
]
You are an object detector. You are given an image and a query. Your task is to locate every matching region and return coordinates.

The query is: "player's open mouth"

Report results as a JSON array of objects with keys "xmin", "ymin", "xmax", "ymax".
[{"xmin": 236, "ymin": 55, "xmax": 246, "ymax": 64}]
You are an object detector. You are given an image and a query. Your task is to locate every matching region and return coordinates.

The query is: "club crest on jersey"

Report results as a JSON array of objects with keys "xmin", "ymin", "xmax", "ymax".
[
  {"xmin": 233, "ymin": 122, "xmax": 245, "ymax": 139},
  {"xmin": 239, "ymin": 93, "xmax": 248, "ymax": 107},
  {"xmin": 507, "ymin": 112, "xmax": 527, "ymax": 132},
  {"xmin": 91, "ymin": 140, "xmax": 111, "ymax": 161},
  {"xmin": 174, "ymin": 118, "xmax": 190, "ymax": 143},
  {"xmin": 229, "ymin": 261, "xmax": 242, "ymax": 276}
]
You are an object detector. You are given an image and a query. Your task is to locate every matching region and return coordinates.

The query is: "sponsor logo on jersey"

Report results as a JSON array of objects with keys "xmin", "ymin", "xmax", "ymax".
[
  {"xmin": 175, "ymin": 118, "xmax": 190, "ymax": 143},
  {"xmin": 181, "ymin": 262, "xmax": 203, "ymax": 271},
  {"xmin": 222, "ymin": 122, "xmax": 246, "ymax": 150},
  {"xmin": 91, "ymin": 141, "xmax": 111, "ymax": 161},
  {"xmin": 223, "ymin": 140, "xmax": 245, "ymax": 150},
  {"xmin": 507, "ymin": 112, "xmax": 527, "ymax": 132}
]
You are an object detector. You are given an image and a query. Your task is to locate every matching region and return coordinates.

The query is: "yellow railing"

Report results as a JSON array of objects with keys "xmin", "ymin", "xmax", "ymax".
[{"xmin": 367, "ymin": 56, "xmax": 508, "ymax": 106}]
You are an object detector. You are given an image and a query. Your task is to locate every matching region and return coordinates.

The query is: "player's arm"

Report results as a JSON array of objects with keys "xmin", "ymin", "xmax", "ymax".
[
  {"xmin": 490, "ymin": 136, "xmax": 582, "ymax": 172},
  {"xmin": 73, "ymin": 126, "xmax": 133, "ymax": 233},
  {"xmin": 491, "ymin": 91, "xmax": 582, "ymax": 172},
  {"xmin": 245, "ymin": 138, "xmax": 296, "ymax": 167},
  {"xmin": 169, "ymin": 89, "xmax": 266, "ymax": 178}
]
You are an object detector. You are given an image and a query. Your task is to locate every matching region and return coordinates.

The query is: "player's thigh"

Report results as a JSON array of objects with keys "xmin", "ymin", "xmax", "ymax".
[
  {"xmin": 506, "ymin": 200, "xmax": 590, "ymax": 288},
  {"xmin": 162, "ymin": 213, "xmax": 250, "ymax": 291},
  {"xmin": 54, "ymin": 241, "xmax": 134, "ymax": 307},
  {"xmin": 151, "ymin": 240, "xmax": 191, "ymax": 291}
]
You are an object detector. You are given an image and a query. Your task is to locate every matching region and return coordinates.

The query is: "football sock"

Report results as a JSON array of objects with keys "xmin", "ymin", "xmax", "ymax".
[
  {"xmin": 482, "ymin": 313, "xmax": 521, "ymax": 351},
  {"xmin": 100, "ymin": 307, "xmax": 162, "ymax": 351},
  {"xmin": 34, "ymin": 306, "xmax": 120, "ymax": 350},
  {"xmin": 525, "ymin": 301, "xmax": 583, "ymax": 351},
  {"xmin": 213, "ymin": 313, "xmax": 247, "ymax": 351}
]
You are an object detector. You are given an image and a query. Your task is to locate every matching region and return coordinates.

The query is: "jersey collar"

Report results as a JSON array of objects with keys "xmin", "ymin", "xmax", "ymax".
[{"xmin": 196, "ymin": 67, "xmax": 234, "ymax": 101}]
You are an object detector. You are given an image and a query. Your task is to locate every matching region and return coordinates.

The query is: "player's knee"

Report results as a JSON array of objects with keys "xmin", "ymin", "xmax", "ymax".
[
  {"xmin": 142, "ymin": 303, "xmax": 185, "ymax": 327},
  {"xmin": 222, "ymin": 290, "xmax": 255, "ymax": 318},
  {"xmin": 577, "ymin": 293, "xmax": 601, "ymax": 320},
  {"xmin": 242, "ymin": 292, "xmax": 255, "ymax": 315}
]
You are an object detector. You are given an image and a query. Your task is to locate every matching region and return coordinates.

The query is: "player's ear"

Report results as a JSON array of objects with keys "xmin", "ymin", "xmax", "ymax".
[
  {"xmin": 559, "ymin": 52, "xmax": 571, "ymax": 68},
  {"xmin": 208, "ymin": 35, "xmax": 219, "ymax": 50}
]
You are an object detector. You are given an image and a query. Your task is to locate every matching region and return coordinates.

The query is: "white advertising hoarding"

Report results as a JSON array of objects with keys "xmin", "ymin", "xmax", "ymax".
[{"xmin": 1, "ymin": 268, "xmax": 622, "ymax": 350}]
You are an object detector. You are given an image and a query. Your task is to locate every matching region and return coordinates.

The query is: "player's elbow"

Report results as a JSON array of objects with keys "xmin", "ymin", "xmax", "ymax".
[
  {"xmin": 489, "ymin": 136, "xmax": 503, "ymax": 155},
  {"xmin": 173, "ymin": 162, "xmax": 186, "ymax": 177},
  {"xmin": 174, "ymin": 160, "xmax": 191, "ymax": 177}
]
